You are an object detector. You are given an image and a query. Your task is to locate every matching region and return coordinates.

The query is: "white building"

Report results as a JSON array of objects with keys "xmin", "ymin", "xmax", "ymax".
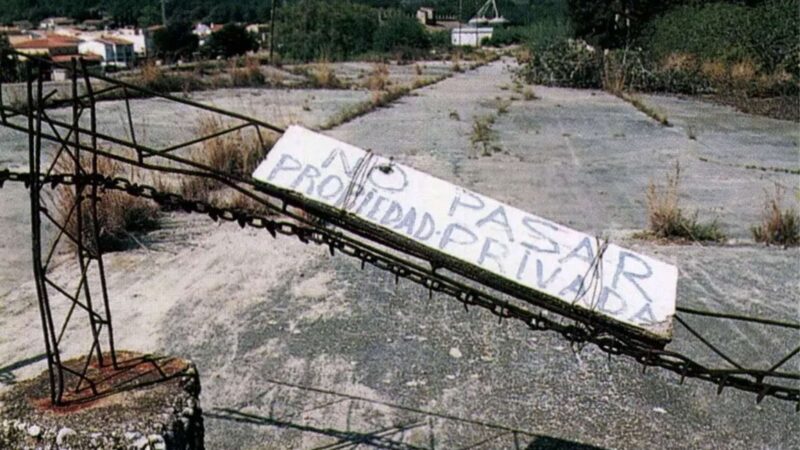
[
  {"xmin": 78, "ymin": 36, "xmax": 135, "ymax": 68},
  {"xmin": 107, "ymin": 28, "xmax": 153, "ymax": 57},
  {"xmin": 451, "ymin": 26, "xmax": 493, "ymax": 47}
]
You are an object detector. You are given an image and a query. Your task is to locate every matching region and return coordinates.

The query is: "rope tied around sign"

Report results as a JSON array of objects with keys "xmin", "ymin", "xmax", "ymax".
[{"xmin": 341, "ymin": 149, "xmax": 376, "ymax": 212}]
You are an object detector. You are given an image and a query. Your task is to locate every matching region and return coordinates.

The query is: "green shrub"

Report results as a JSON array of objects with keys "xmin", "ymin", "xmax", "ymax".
[
  {"xmin": 641, "ymin": 1, "xmax": 800, "ymax": 74},
  {"xmin": 374, "ymin": 15, "xmax": 431, "ymax": 54},
  {"xmin": 519, "ymin": 39, "xmax": 603, "ymax": 88},
  {"xmin": 429, "ymin": 30, "xmax": 452, "ymax": 49},
  {"xmin": 202, "ymin": 23, "xmax": 259, "ymax": 59},
  {"xmin": 275, "ymin": 0, "xmax": 378, "ymax": 61}
]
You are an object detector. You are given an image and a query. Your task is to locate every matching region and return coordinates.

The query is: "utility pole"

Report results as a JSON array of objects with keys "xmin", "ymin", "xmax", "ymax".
[
  {"xmin": 269, "ymin": 0, "xmax": 277, "ymax": 63},
  {"xmin": 161, "ymin": 0, "xmax": 167, "ymax": 26},
  {"xmin": 457, "ymin": 0, "xmax": 462, "ymax": 47}
]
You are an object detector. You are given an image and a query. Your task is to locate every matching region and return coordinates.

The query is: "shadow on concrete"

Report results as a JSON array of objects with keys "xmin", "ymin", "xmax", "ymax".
[
  {"xmin": 0, "ymin": 353, "xmax": 47, "ymax": 385},
  {"xmin": 527, "ymin": 436, "xmax": 608, "ymax": 450},
  {"xmin": 208, "ymin": 377, "xmax": 609, "ymax": 449}
]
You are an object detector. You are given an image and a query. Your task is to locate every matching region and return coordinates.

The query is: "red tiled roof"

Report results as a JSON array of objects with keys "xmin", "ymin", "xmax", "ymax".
[
  {"xmin": 51, "ymin": 53, "xmax": 103, "ymax": 62},
  {"xmin": 97, "ymin": 35, "xmax": 133, "ymax": 45},
  {"xmin": 13, "ymin": 38, "xmax": 78, "ymax": 49}
]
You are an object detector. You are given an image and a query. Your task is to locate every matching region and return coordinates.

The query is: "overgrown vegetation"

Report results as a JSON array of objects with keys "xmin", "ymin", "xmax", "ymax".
[
  {"xmin": 619, "ymin": 92, "xmax": 670, "ymax": 126},
  {"xmin": 644, "ymin": 162, "xmax": 725, "ymax": 242},
  {"xmin": 152, "ymin": 21, "xmax": 198, "ymax": 62},
  {"xmin": 470, "ymin": 115, "xmax": 500, "ymax": 157},
  {"xmin": 519, "ymin": 0, "xmax": 799, "ymax": 120},
  {"xmin": 201, "ymin": 23, "xmax": 259, "ymax": 59},
  {"xmin": 229, "ymin": 57, "xmax": 266, "ymax": 87},
  {"xmin": 54, "ymin": 156, "xmax": 160, "ymax": 253},
  {"xmin": 177, "ymin": 115, "xmax": 276, "ymax": 205},
  {"xmin": 274, "ymin": 0, "xmax": 378, "ymax": 62},
  {"xmin": 751, "ymin": 185, "xmax": 800, "ymax": 247}
]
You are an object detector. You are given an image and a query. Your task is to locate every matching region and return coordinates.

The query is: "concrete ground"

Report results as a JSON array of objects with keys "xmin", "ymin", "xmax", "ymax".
[{"xmin": 1, "ymin": 58, "xmax": 798, "ymax": 449}]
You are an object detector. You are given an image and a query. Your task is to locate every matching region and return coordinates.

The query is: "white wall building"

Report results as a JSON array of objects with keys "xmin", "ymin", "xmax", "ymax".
[
  {"xmin": 451, "ymin": 26, "xmax": 493, "ymax": 47},
  {"xmin": 78, "ymin": 37, "xmax": 135, "ymax": 68},
  {"xmin": 107, "ymin": 28, "xmax": 153, "ymax": 57}
]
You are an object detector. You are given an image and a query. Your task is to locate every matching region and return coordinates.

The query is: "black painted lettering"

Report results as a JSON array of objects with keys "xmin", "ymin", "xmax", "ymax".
[
  {"xmin": 612, "ymin": 251, "xmax": 654, "ymax": 303},
  {"xmin": 558, "ymin": 275, "xmax": 586, "ymax": 298},
  {"xmin": 321, "ymin": 147, "xmax": 361, "ymax": 176},
  {"xmin": 395, "ymin": 207, "xmax": 417, "ymax": 236},
  {"xmin": 366, "ymin": 196, "xmax": 388, "ymax": 221},
  {"xmin": 267, "ymin": 154, "xmax": 302, "ymax": 181},
  {"xmin": 476, "ymin": 206, "xmax": 514, "ymax": 242},
  {"xmin": 380, "ymin": 201, "xmax": 404, "ymax": 226},
  {"xmin": 317, "ymin": 175, "xmax": 344, "ymax": 201},
  {"xmin": 520, "ymin": 216, "xmax": 560, "ymax": 254},
  {"xmin": 354, "ymin": 189, "xmax": 375, "ymax": 215},
  {"xmin": 478, "ymin": 237, "xmax": 508, "ymax": 274},
  {"xmin": 559, "ymin": 237, "xmax": 595, "ymax": 264},
  {"xmin": 290, "ymin": 164, "xmax": 321, "ymax": 195},
  {"xmin": 597, "ymin": 287, "xmax": 627, "ymax": 316},
  {"xmin": 448, "ymin": 191, "xmax": 485, "ymax": 217},
  {"xmin": 368, "ymin": 164, "xmax": 409, "ymax": 192},
  {"xmin": 414, "ymin": 213, "xmax": 436, "ymax": 241},
  {"xmin": 629, "ymin": 303, "xmax": 658, "ymax": 325},
  {"xmin": 439, "ymin": 223, "xmax": 477, "ymax": 250},
  {"xmin": 535, "ymin": 259, "xmax": 561, "ymax": 289}
]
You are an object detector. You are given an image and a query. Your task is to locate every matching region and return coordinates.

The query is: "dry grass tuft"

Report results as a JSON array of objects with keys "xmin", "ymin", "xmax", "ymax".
[
  {"xmin": 136, "ymin": 62, "xmax": 203, "ymax": 93},
  {"xmin": 178, "ymin": 115, "xmax": 277, "ymax": 201},
  {"xmin": 645, "ymin": 162, "xmax": 725, "ymax": 242},
  {"xmin": 470, "ymin": 115, "xmax": 499, "ymax": 157},
  {"xmin": 751, "ymin": 185, "xmax": 800, "ymax": 247},
  {"xmin": 364, "ymin": 63, "xmax": 390, "ymax": 91},
  {"xmin": 523, "ymin": 87, "xmax": 538, "ymax": 101},
  {"xmin": 621, "ymin": 92, "xmax": 671, "ymax": 126},
  {"xmin": 230, "ymin": 57, "xmax": 266, "ymax": 87},
  {"xmin": 496, "ymin": 98, "xmax": 512, "ymax": 115},
  {"xmin": 54, "ymin": 156, "xmax": 160, "ymax": 253},
  {"xmin": 308, "ymin": 61, "xmax": 343, "ymax": 89}
]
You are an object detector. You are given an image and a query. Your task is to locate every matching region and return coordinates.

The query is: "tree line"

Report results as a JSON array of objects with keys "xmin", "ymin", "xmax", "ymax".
[{"xmin": 0, "ymin": 1, "xmax": 542, "ymax": 27}]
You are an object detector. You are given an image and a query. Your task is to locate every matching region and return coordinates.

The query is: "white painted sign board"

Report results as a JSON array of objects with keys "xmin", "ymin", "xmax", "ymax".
[{"xmin": 254, "ymin": 126, "xmax": 677, "ymax": 341}]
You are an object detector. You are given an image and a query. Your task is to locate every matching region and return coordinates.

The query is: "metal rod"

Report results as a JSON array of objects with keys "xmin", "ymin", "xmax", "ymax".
[{"xmin": 81, "ymin": 58, "xmax": 118, "ymax": 369}]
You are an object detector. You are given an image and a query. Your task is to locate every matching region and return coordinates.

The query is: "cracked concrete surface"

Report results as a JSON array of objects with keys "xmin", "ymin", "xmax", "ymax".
[{"xmin": 1, "ymin": 58, "xmax": 798, "ymax": 449}]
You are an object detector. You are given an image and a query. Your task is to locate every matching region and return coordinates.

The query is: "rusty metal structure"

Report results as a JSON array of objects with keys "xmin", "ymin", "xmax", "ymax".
[{"xmin": 0, "ymin": 51, "xmax": 798, "ymax": 410}]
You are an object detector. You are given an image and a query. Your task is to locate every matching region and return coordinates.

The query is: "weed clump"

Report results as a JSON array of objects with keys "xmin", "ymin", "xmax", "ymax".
[
  {"xmin": 644, "ymin": 162, "xmax": 725, "ymax": 242},
  {"xmin": 470, "ymin": 115, "xmax": 500, "ymax": 157},
  {"xmin": 54, "ymin": 156, "xmax": 160, "ymax": 253},
  {"xmin": 364, "ymin": 63, "xmax": 390, "ymax": 91},
  {"xmin": 135, "ymin": 62, "xmax": 204, "ymax": 93},
  {"xmin": 308, "ymin": 62, "xmax": 343, "ymax": 88},
  {"xmin": 229, "ymin": 57, "xmax": 266, "ymax": 87},
  {"xmin": 178, "ymin": 115, "xmax": 276, "ymax": 201},
  {"xmin": 751, "ymin": 186, "xmax": 800, "ymax": 247}
]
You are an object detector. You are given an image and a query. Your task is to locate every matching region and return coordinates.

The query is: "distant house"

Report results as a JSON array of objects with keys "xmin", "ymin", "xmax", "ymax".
[
  {"xmin": 193, "ymin": 23, "xmax": 212, "ymax": 37},
  {"xmin": 80, "ymin": 19, "xmax": 110, "ymax": 31},
  {"xmin": 12, "ymin": 20, "xmax": 33, "ymax": 31},
  {"xmin": 39, "ymin": 17, "xmax": 76, "ymax": 30},
  {"xmin": 79, "ymin": 36, "xmax": 135, "ymax": 68},
  {"xmin": 451, "ymin": 26, "xmax": 493, "ymax": 47},
  {"xmin": 10, "ymin": 35, "xmax": 101, "ymax": 79},
  {"xmin": 246, "ymin": 23, "xmax": 269, "ymax": 45},
  {"xmin": 106, "ymin": 28, "xmax": 153, "ymax": 58},
  {"xmin": 417, "ymin": 7, "xmax": 436, "ymax": 25},
  {"xmin": 193, "ymin": 23, "xmax": 225, "ymax": 46},
  {"xmin": 7, "ymin": 32, "xmax": 42, "ymax": 46},
  {"xmin": 12, "ymin": 35, "xmax": 80, "ymax": 59}
]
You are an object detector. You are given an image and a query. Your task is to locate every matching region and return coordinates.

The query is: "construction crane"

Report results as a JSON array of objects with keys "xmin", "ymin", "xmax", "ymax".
[{"xmin": 468, "ymin": 0, "xmax": 508, "ymax": 25}]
